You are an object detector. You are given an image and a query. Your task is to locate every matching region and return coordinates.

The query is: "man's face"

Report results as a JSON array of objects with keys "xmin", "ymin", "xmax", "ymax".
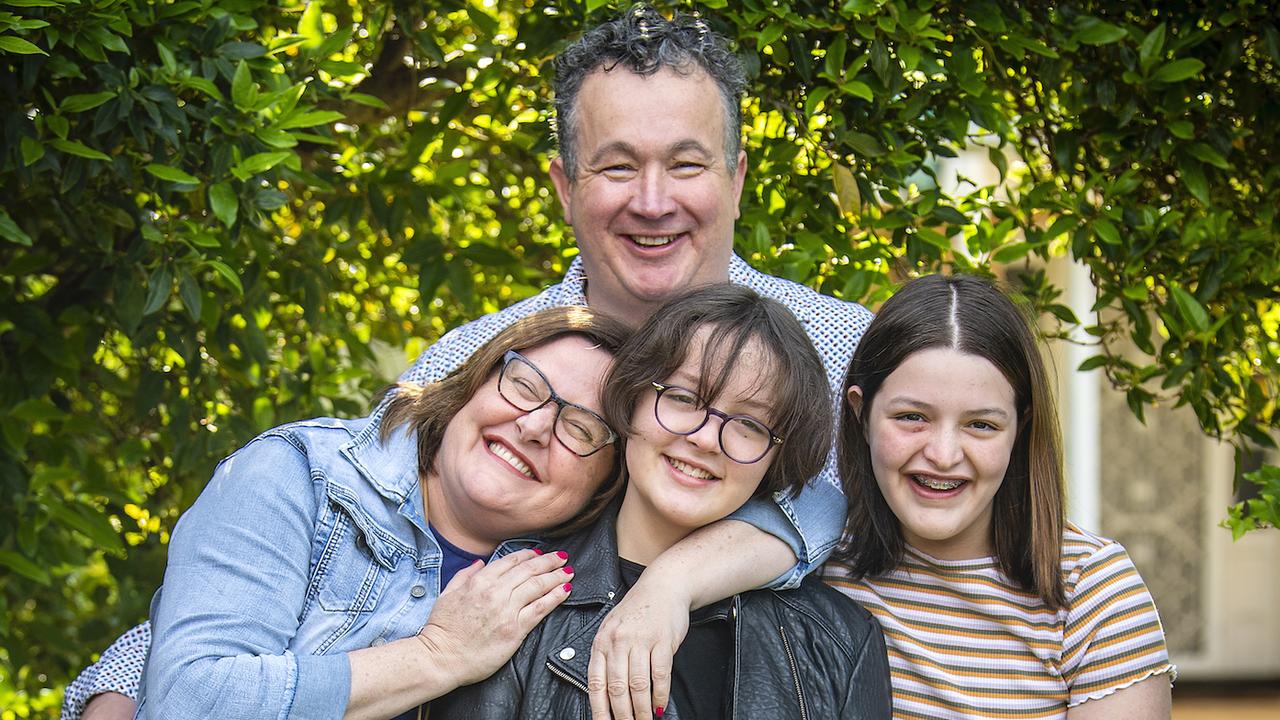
[{"xmin": 550, "ymin": 66, "xmax": 748, "ymax": 322}]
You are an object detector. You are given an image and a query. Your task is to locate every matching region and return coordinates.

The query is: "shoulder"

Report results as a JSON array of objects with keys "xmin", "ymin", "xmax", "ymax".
[
  {"xmin": 752, "ymin": 575, "xmax": 882, "ymax": 646},
  {"xmin": 730, "ymin": 256, "xmax": 874, "ymax": 327},
  {"xmin": 1059, "ymin": 523, "xmax": 1144, "ymax": 590}
]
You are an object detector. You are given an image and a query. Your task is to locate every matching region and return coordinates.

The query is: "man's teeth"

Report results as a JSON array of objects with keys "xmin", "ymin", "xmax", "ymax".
[
  {"xmin": 631, "ymin": 234, "xmax": 678, "ymax": 247},
  {"xmin": 914, "ymin": 475, "xmax": 963, "ymax": 491},
  {"xmin": 490, "ymin": 442, "xmax": 533, "ymax": 478},
  {"xmin": 669, "ymin": 457, "xmax": 715, "ymax": 480}
]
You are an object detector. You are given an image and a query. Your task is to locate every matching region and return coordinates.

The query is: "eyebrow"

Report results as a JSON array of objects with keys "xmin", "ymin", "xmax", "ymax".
[
  {"xmin": 670, "ymin": 369, "xmax": 774, "ymax": 417},
  {"xmin": 586, "ymin": 139, "xmax": 716, "ymax": 167},
  {"xmin": 883, "ymin": 396, "xmax": 1013, "ymax": 422}
]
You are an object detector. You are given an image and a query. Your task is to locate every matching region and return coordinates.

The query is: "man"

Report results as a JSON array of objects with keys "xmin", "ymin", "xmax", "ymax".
[{"xmin": 65, "ymin": 6, "xmax": 873, "ymax": 720}]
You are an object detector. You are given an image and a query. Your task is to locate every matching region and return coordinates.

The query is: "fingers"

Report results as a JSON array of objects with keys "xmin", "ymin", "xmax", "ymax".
[
  {"xmin": 625, "ymin": 644, "xmax": 653, "ymax": 720},
  {"xmin": 515, "ymin": 576, "xmax": 573, "ymax": 635},
  {"xmin": 650, "ymin": 645, "xmax": 673, "ymax": 718},
  {"xmin": 587, "ymin": 645, "xmax": 615, "ymax": 720}
]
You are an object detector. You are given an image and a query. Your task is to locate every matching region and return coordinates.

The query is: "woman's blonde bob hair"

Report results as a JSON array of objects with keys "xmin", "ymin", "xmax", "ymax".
[{"xmin": 380, "ymin": 306, "xmax": 633, "ymax": 536}]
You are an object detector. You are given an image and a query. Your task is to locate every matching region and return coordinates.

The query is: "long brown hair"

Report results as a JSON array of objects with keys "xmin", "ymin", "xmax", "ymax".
[
  {"xmin": 831, "ymin": 274, "xmax": 1067, "ymax": 609},
  {"xmin": 380, "ymin": 306, "xmax": 633, "ymax": 536}
]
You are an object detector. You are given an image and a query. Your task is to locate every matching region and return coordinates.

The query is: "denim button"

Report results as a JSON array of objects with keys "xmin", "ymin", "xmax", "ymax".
[
  {"xmin": 410, "ymin": 585, "xmax": 426, "ymax": 598},
  {"xmin": 370, "ymin": 636, "xmax": 387, "ymax": 647}
]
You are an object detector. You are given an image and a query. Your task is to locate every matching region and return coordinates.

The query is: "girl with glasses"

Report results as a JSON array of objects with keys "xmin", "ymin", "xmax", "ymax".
[
  {"xmin": 435, "ymin": 284, "xmax": 892, "ymax": 719},
  {"xmin": 138, "ymin": 308, "xmax": 633, "ymax": 719},
  {"xmin": 822, "ymin": 274, "xmax": 1174, "ymax": 719}
]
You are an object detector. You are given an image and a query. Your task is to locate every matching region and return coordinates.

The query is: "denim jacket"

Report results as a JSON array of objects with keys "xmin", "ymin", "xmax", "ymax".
[{"xmin": 136, "ymin": 416, "xmax": 532, "ymax": 719}]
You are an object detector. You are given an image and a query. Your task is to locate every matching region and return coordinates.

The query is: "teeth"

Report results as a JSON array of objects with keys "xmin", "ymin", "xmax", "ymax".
[
  {"xmin": 631, "ymin": 234, "xmax": 678, "ymax": 247},
  {"xmin": 490, "ymin": 442, "xmax": 533, "ymax": 478},
  {"xmin": 914, "ymin": 475, "xmax": 963, "ymax": 491},
  {"xmin": 669, "ymin": 457, "xmax": 715, "ymax": 480}
]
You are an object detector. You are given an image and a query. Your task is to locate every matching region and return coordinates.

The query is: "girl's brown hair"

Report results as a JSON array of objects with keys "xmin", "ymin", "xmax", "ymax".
[
  {"xmin": 600, "ymin": 284, "xmax": 832, "ymax": 499},
  {"xmin": 380, "ymin": 306, "xmax": 633, "ymax": 536},
  {"xmin": 831, "ymin": 274, "xmax": 1067, "ymax": 609}
]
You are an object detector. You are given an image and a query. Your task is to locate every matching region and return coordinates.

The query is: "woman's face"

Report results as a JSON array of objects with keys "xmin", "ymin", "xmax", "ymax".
[
  {"xmin": 621, "ymin": 330, "xmax": 779, "ymax": 551},
  {"xmin": 429, "ymin": 335, "xmax": 616, "ymax": 551},
  {"xmin": 851, "ymin": 347, "xmax": 1018, "ymax": 560}
]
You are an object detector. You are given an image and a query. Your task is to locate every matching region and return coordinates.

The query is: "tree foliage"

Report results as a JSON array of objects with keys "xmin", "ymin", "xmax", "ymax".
[{"xmin": 0, "ymin": 0, "xmax": 1276, "ymax": 712}]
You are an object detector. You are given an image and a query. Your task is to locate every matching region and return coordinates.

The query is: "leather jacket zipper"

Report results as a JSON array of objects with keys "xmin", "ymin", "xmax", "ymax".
[
  {"xmin": 778, "ymin": 624, "xmax": 809, "ymax": 720},
  {"xmin": 546, "ymin": 660, "xmax": 589, "ymax": 693}
]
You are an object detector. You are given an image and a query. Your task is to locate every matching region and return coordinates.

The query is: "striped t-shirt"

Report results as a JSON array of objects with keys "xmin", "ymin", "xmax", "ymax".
[{"xmin": 822, "ymin": 524, "xmax": 1174, "ymax": 719}]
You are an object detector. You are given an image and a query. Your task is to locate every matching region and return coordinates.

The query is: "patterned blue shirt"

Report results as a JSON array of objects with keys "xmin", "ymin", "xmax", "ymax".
[{"xmin": 60, "ymin": 254, "xmax": 872, "ymax": 717}]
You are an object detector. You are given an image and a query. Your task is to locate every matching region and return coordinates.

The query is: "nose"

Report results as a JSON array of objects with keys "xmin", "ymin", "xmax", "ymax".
[
  {"xmin": 921, "ymin": 427, "xmax": 963, "ymax": 470},
  {"xmin": 514, "ymin": 403, "xmax": 556, "ymax": 446},
  {"xmin": 685, "ymin": 415, "xmax": 723, "ymax": 455},
  {"xmin": 628, "ymin": 167, "xmax": 677, "ymax": 219}
]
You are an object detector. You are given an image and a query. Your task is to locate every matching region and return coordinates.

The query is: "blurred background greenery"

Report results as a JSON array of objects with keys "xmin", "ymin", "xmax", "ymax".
[{"xmin": 1, "ymin": 0, "xmax": 1276, "ymax": 714}]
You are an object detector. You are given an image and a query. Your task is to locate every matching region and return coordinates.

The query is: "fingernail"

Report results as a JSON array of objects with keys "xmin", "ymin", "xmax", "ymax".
[
  {"xmin": 563, "ymin": 565, "xmax": 574, "ymax": 574},
  {"xmin": 533, "ymin": 548, "xmax": 544, "ymax": 555},
  {"xmin": 555, "ymin": 550, "xmax": 568, "ymax": 559},
  {"xmin": 562, "ymin": 582, "xmax": 572, "ymax": 592},
  {"xmin": 655, "ymin": 707, "xmax": 664, "ymax": 717}
]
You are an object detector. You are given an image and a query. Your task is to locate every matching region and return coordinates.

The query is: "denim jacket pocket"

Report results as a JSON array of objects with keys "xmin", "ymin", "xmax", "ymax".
[{"xmin": 309, "ymin": 482, "xmax": 401, "ymax": 615}]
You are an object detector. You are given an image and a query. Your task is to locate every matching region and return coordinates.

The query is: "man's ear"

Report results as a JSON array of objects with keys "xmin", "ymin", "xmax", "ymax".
[
  {"xmin": 548, "ymin": 156, "xmax": 573, "ymax": 224},
  {"xmin": 731, "ymin": 149, "xmax": 747, "ymax": 219}
]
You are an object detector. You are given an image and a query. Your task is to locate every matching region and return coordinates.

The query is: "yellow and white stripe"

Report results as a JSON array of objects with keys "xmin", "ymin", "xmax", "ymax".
[{"xmin": 822, "ymin": 524, "xmax": 1175, "ymax": 719}]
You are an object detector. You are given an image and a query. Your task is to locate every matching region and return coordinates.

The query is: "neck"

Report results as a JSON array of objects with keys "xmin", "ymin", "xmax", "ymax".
[
  {"xmin": 421, "ymin": 471, "xmax": 501, "ymax": 556},
  {"xmin": 614, "ymin": 489, "xmax": 695, "ymax": 566}
]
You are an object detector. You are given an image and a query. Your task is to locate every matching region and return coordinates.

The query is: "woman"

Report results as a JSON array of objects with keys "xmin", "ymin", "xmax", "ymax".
[
  {"xmin": 138, "ymin": 307, "xmax": 631, "ymax": 719},
  {"xmin": 823, "ymin": 274, "xmax": 1175, "ymax": 719},
  {"xmin": 435, "ymin": 285, "xmax": 892, "ymax": 718}
]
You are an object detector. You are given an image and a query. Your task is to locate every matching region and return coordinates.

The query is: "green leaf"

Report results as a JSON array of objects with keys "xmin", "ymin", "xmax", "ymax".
[
  {"xmin": 833, "ymin": 163, "xmax": 860, "ymax": 215},
  {"xmin": 50, "ymin": 138, "xmax": 111, "ymax": 161},
  {"xmin": 204, "ymin": 258, "xmax": 244, "ymax": 293},
  {"xmin": 345, "ymin": 92, "xmax": 389, "ymax": 110},
  {"xmin": 0, "ymin": 209, "xmax": 33, "ymax": 246},
  {"xmin": 840, "ymin": 79, "xmax": 874, "ymax": 102},
  {"xmin": 48, "ymin": 502, "xmax": 125, "ymax": 555},
  {"xmin": 1077, "ymin": 354, "xmax": 1109, "ymax": 372},
  {"xmin": 1167, "ymin": 120, "xmax": 1195, "ymax": 140},
  {"xmin": 0, "ymin": 34, "xmax": 47, "ymax": 55},
  {"xmin": 20, "ymin": 136, "xmax": 44, "ymax": 166},
  {"xmin": 1151, "ymin": 58, "xmax": 1205, "ymax": 83},
  {"xmin": 231, "ymin": 151, "xmax": 292, "ymax": 180},
  {"xmin": 1170, "ymin": 285, "xmax": 1210, "ymax": 332},
  {"xmin": 143, "ymin": 264, "xmax": 172, "ymax": 315},
  {"xmin": 1188, "ymin": 142, "xmax": 1229, "ymax": 169},
  {"xmin": 254, "ymin": 128, "xmax": 298, "ymax": 148},
  {"xmin": 61, "ymin": 91, "xmax": 116, "ymax": 113},
  {"xmin": 1093, "ymin": 217, "xmax": 1120, "ymax": 245},
  {"xmin": 1138, "ymin": 23, "xmax": 1166, "ymax": 69},
  {"xmin": 205, "ymin": 259, "xmax": 244, "ymax": 295},
  {"xmin": 145, "ymin": 163, "xmax": 199, "ymax": 184},
  {"xmin": 586, "ymin": 0, "xmax": 610, "ymax": 12},
  {"xmin": 1074, "ymin": 18, "xmax": 1127, "ymax": 46},
  {"xmin": 182, "ymin": 76, "xmax": 224, "ymax": 101},
  {"xmin": 276, "ymin": 110, "xmax": 345, "ymax": 130},
  {"xmin": 179, "ymin": 271, "xmax": 202, "ymax": 321},
  {"xmin": 156, "ymin": 40, "xmax": 177, "ymax": 73},
  {"xmin": 0, "ymin": 551, "xmax": 49, "ymax": 585},
  {"xmin": 1178, "ymin": 157, "xmax": 1211, "ymax": 205},
  {"xmin": 299, "ymin": 1, "xmax": 325, "ymax": 48},
  {"xmin": 231, "ymin": 60, "xmax": 256, "ymax": 111},
  {"xmin": 208, "ymin": 182, "xmax": 238, "ymax": 227}
]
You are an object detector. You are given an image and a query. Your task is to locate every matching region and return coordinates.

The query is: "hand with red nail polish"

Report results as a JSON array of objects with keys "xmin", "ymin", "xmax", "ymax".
[{"xmin": 415, "ymin": 548, "xmax": 575, "ymax": 688}]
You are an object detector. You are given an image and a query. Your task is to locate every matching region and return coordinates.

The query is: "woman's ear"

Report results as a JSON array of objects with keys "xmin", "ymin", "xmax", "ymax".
[{"xmin": 845, "ymin": 385, "xmax": 865, "ymax": 420}]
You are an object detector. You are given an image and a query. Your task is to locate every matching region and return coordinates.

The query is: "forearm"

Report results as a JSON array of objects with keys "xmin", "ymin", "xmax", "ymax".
[
  {"xmin": 649, "ymin": 519, "xmax": 793, "ymax": 610},
  {"xmin": 344, "ymin": 638, "xmax": 464, "ymax": 720},
  {"xmin": 62, "ymin": 622, "xmax": 151, "ymax": 720},
  {"xmin": 725, "ymin": 469, "xmax": 847, "ymax": 589},
  {"xmin": 1065, "ymin": 675, "xmax": 1172, "ymax": 720},
  {"xmin": 141, "ymin": 650, "xmax": 348, "ymax": 719}
]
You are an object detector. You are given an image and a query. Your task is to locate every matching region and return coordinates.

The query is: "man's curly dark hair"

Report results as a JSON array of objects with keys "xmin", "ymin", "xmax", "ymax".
[{"xmin": 553, "ymin": 4, "xmax": 748, "ymax": 180}]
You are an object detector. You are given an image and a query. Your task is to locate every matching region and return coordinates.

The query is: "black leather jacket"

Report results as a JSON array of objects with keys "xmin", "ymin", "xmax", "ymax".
[{"xmin": 434, "ymin": 506, "xmax": 892, "ymax": 719}]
